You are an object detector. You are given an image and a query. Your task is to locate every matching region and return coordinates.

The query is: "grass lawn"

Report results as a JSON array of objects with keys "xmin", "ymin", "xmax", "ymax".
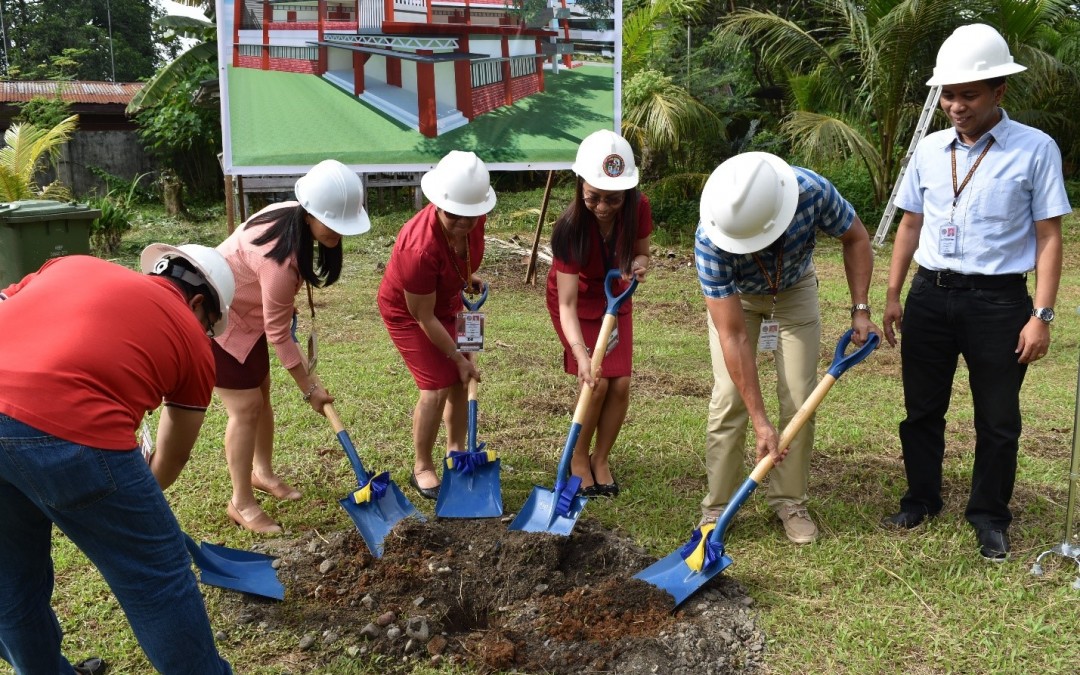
[
  {"xmin": 16, "ymin": 179, "xmax": 1080, "ymax": 674},
  {"xmin": 226, "ymin": 64, "xmax": 615, "ymax": 169}
]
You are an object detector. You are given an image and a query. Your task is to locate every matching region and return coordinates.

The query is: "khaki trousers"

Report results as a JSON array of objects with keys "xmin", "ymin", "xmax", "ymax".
[{"xmin": 702, "ymin": 272, "xmax": 821, "ymax": 513}]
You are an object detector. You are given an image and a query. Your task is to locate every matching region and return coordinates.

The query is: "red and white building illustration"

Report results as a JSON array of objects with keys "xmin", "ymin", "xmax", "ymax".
[{"xmin": 231, "ymin": 1, "xmax": 577, "ymax": 137}]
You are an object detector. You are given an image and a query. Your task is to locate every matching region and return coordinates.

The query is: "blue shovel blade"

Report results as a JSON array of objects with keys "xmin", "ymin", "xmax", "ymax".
[
  {"xmin": 508, "ymin": 485, "xmax": 587, "ymax": 535},
  {"xmin": 339, "ymin": 480, "xmax": 419, "ymax": 558},
  {"xmin": 633, "ymin": 549, "xmax": 733, "ymax": 607},
  {"xmin": 435, "ymin": 459, "xmax": 504, "ymax": 519},
  {"xmin": 185, "ymin": 536, "xmax": 285, "ymax": 601}
]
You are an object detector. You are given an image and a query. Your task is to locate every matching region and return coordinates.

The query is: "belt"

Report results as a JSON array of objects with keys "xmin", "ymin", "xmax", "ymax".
[{"xmin": 916, "ymin": 267, "xmax": 1026, "ymax": 290}]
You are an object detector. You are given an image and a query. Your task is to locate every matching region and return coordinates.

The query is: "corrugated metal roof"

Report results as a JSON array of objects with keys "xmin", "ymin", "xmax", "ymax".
[{"xmin": 0, "ymin": 81, "xmax": 144, "ymax": 105}]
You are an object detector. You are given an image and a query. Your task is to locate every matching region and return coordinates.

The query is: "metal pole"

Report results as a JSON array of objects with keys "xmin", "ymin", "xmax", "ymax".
[
  {"xmin": 1030, "ymin": 340, "xmax": 1080, "ymax": 588},
  {"xmin": 105, "ymin": 0, "xmax": 116, "ymax": 82},
  {"xmin": 0, "ymin": 1, "xmax": 10, "ymax": 77}
]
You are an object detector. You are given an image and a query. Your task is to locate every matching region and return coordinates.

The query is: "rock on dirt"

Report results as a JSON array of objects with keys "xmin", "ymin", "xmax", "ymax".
[{"xmin": 225, "ymin": 518, "xmax": 766, "ymax": 673}]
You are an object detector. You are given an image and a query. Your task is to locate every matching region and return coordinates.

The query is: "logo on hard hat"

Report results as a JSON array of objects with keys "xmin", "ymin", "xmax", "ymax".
[{"xmin": 602, "ymin": 154, "xmax": 625, "ymax": 178}]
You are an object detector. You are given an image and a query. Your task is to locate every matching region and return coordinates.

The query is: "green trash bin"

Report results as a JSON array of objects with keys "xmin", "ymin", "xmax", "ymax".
[{"xmin": 0, "ymin": 200, "xmax": 101, "ymax": 287}]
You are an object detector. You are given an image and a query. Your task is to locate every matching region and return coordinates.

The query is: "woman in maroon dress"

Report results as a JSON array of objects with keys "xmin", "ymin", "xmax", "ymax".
[
  {"xmin": 546, "ymin": 130, "xmax": 652, "ymax": 497},
  {"xmin": 377, "ymin": 151, "xmax": 496, "ymax": 499}
]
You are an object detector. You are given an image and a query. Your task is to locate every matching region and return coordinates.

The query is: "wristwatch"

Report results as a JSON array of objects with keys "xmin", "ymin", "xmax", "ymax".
[
  {"xmin": 850, "ymin": 303, "xmax": 872, "ymax": 318},
  {"xmin": 1032, "ymin": 307, "xmax": 1055, "ymax": 323}
]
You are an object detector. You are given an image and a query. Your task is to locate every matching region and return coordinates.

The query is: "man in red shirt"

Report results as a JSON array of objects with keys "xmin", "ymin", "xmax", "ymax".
[{"xmin": 0, "ymin": 245, "xmax": 235, "ymax": 675}]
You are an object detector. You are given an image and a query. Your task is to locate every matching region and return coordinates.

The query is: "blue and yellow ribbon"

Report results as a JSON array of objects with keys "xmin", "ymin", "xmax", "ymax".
[
  {"xmin": 679, "ymin": 523, "xmax": 723, "ymax": 572},
  {"xmin": 350, "ymin": 471, "xmax": 390, "ymax": 504},
  {"xmin": 445, "ymin": 445, "xmax": 497, "ymax": 474}
]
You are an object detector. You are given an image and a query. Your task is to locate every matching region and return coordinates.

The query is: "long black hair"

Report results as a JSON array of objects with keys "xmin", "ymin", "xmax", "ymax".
[
  {"xmin": 245, "ymin": 204, "xmax": 343, "ymax": 287},
  {"xmin": 549, "ymin": 178, "xmax": 639, "ymax": 274}
]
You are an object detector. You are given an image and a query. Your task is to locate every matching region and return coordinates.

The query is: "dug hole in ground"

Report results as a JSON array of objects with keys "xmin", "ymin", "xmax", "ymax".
[{"xmin": 227, "ymin": 517, "xmax": 766, "ymax": 674}]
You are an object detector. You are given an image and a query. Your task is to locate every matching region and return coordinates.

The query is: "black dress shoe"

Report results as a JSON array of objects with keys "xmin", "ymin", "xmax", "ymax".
[
  {"xmin": 408, "ymin": 473, "xmax": 440, "ymax": 500},
  {"xmin": 73, "ymin": 657, "xmax": 108, "ymax": 675},
  {"xmin": 976, "ymin": 528, "xmax": 1010, "ymax": 562},
  {"xmin": 578, "ymin": 483, "xmax": 601, "ymax": 497},
  {"xmin": 881, "ymin": 511, "xmax": 928, "ymax": 529},
  {"xmin": 595, "ymin": 480, "xmax": 619, "ymax": 498}
]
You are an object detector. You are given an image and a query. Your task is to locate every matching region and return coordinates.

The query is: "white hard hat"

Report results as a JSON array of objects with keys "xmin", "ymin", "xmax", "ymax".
[
  {"xmin": 571, "ymin": 129, "xmax": 639, "ymax": 191},
  {"xmin": 926, "ymin": 24, "xmax": 1026, "ymax": 86},
  {"xmin": 699, "ymin": 152, "xmax": 799, "ymax": 254},
  {"xmin": 421, "ymin": 151, "xmax": 497, "ymax": 217},
  {"xmin": 141, "ymin": 243, "xmax": 236, "ymax": 336},
  {"xmin": 294, "ymin": 159, "xmax": 371, "ymax": 235}
]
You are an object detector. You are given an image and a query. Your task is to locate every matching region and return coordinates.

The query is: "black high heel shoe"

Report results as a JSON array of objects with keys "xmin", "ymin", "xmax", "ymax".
[{"xmin": 409, "ymin": 470, "xmax": 440, "ymax": 500}]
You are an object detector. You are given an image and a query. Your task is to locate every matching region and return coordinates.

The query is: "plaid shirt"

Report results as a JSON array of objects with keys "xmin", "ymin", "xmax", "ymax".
[{"xmin": 694, "ymin": 167, "xmax": 855, "ymax": 299}]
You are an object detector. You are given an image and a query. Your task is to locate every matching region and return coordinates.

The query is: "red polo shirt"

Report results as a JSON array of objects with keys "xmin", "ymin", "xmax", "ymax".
[{"xmin": 0, "ymin": 256, "xmax": 215, "ymax": 450}]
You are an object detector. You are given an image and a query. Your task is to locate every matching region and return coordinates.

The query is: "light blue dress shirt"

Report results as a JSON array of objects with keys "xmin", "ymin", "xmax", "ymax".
[{"xmin": 895, "ymin": 109, "xmax": 1072, "ymax": 275}]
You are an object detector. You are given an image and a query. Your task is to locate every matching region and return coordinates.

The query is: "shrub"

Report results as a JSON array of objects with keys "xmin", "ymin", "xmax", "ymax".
[{"xmin": 88, "ymin": 173, "xmax": 149, "ymax": 256}]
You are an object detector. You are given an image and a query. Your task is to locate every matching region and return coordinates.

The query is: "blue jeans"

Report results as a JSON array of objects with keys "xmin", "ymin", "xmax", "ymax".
[
  {"xmin": 897, "ymin": 274, "xmax": 1031, "ymax": 530},
  {"xmin": 0, "ymin": 414, "xmax": 232, "ymax": 674}
]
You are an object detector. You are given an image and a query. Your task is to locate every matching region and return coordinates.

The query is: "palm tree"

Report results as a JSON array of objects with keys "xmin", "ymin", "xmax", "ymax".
[
  {"xmin": 126, "ymin": 1, "xmax": 216, "ymax": 112},
  {"xmin": 621, "ymin": 0, "xmax": 724, "ymax": 178},
  {"xmin": 0, "ymin": 115, "xmax": 79, "ymax": 202},
  {"xmin": 715, "ymin": 0, "xmax": 1077, "ymax": 203}
]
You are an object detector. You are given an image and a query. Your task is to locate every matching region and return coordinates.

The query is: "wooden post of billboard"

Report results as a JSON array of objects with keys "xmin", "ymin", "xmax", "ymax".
[
  {"xmin": 224, "ymin": 173, "xmax": 236, "ymax": 234},
  {"xmin": 525, "ymin": 170, "xmax": 556, "ymax": 285}
]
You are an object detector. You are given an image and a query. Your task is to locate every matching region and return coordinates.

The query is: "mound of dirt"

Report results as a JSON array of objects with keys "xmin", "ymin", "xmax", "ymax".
[{"xmin": 225, "ymin": 517, "xmax": 766, "ymax": 674}]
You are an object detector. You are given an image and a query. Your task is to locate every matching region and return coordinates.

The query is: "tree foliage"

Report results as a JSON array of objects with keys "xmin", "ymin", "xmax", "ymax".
[
  {"xmin": 0, "ymin": 0, "xmax": 176, "ymax": 81},
  {"xmin": 712, "ymin": 0, "xmax": 1080, "ymax": 197},
  {"xmin": 0, "ymin": 114, "xmax": 78, "ymax": 202},
  {"xmin": 134, "ymin": 60, "xmax": 221, "ymax": 197}
]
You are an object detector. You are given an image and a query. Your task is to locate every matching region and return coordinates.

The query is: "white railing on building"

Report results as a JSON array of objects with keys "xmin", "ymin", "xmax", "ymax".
[{"xmin": 358, "ymin": 1, "xmax": 385, "ymax": 30}]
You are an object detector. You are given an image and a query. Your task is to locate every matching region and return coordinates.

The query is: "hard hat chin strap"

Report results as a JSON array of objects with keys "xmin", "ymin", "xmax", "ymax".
[{"xmin": 153, "ymin": 259, "xmax": 217, "ymax": 308}]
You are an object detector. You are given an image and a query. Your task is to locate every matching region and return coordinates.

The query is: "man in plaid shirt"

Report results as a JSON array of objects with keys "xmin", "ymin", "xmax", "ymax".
[{"xmin": 694, "ymin": 152, "xmax": 878, "ymax": 544}]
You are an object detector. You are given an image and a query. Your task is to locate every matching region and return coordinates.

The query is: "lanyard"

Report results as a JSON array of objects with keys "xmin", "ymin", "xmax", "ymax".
[
  {"xmin": 442, "ymin": 226, "xmax": 471, "ymax": 291},
  {"xmin": 950, "ymin": 137, "xmax": 994, "ymax": 223},
  {"xmin": 751, "ymin": 234, "xmax": 785, "ymax": 302},
  {"xmin": 597, "ymin": 220, "xmax": 618, "ymax": 272}
]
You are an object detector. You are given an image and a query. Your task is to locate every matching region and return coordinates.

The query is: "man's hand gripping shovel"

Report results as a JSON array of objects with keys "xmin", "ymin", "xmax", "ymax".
[{"xmin": 634, "ymin": 329, "xmax": 880, "ymax": 607}]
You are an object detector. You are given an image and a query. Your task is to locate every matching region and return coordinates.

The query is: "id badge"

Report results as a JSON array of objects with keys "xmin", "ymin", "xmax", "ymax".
[
  {"xmin": 456, "ymin": 311, "xmax": 484, "ymax": 352},
  {"xmin": 757, "ymin": 319, "xmax": 780, "ymax": 352},
  {"xmin": 939, "ymin": 225, "xmax": 957, "ymax": 256},
  {"xmin": 606, "ymin": 325, "xmax": 620, "ymax": 356},
  {"xmin": 140, "ymin": 419, "xmax": 154, "ymax": 463}
]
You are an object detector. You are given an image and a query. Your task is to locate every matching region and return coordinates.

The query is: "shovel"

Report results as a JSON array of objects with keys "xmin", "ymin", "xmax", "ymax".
[
  {"xmin": 634, "ymin": 329, "xmax": 879, "ymax": 606},
  {"xmin": 290, "ymin": 309, "xmax": 419, "ymax": 556},
  {"xmin": 139, "ymin": 419, "xmax": 286, "ymax": 600},
  {"xmin": 183, "ymin": 533, "xmax": 285, "ymax": 601},
  {"xmin": 325, "ymin": 403, "xmax": 419, "ymax": 558},
  {"xmin": 436, "ymin": 285, "xmax": 504, "ymax": 518},
  {"xmin": 510, "ymin": 269, "xmax": 638, "ymax": 535}
]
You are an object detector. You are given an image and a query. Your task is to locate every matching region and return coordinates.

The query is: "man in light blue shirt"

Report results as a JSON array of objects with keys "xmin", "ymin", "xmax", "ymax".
[{"xmin": 881, "ymin": 24, "xmax": 1072, "ymax": 561}]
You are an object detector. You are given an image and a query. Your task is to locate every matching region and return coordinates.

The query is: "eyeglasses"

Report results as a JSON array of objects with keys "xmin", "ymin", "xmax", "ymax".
[
  {"xmin": 583, "ymin": 192, "xmax": 625, "ymax": 207},
  {"xmin": 440, "ymin": 209, "xmax": 479, "ymax": 222}
]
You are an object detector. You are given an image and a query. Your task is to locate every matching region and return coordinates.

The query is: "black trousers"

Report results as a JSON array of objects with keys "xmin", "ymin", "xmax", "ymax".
[{"xmin": 897, "ymin": 271, "xmax": 1031, "ymax": 530}]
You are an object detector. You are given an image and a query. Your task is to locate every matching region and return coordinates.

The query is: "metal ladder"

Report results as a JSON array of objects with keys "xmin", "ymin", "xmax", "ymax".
[{"xmin": 872, "ymin": 85, "xmax": 942, "ymax": 248}]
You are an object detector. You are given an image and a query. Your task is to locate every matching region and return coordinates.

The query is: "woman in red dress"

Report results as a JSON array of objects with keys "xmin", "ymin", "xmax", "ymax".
[
  {"xmin": 546, "ymin": 130, "xmax": 652, "ymax": 497},
  {"xmin": 377, "ymin": 151, "xmax": 496, "ymax": 499}
]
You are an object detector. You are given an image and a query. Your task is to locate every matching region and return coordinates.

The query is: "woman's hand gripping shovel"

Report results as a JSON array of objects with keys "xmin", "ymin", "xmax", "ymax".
[
  {"xmin": 292, "ymin": 308, "xmax": 419, "ymax": 558},
  {"xmin": 510, "ymin": 269, "xmax": 638, "ymax": 535},
  {"xmin": 436, "ymin": 284, "xmax": 504, "ymax": 518},
  {"xmin": 634, "ymin": 329, "xmax": 880, "ymax": 607}
]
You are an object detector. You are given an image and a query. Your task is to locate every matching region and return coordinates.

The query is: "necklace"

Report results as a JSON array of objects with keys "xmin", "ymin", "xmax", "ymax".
[{"xmin": 441, "ymin": 225, "xmax": 471, "ymax": 291}]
